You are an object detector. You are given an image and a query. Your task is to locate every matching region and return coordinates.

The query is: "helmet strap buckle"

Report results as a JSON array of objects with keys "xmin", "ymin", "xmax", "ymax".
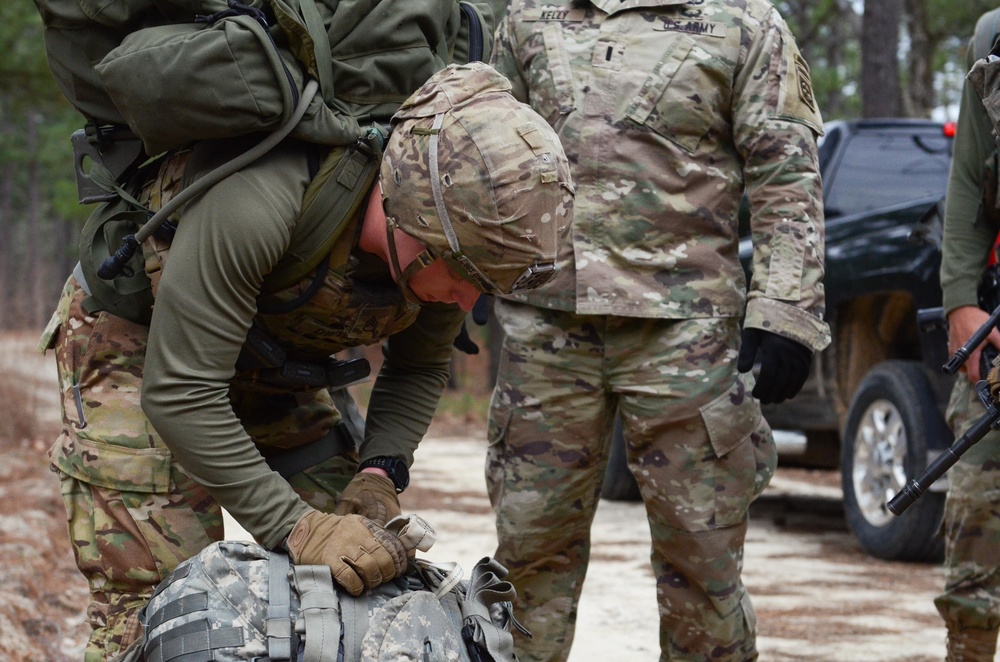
[{"xmin": 385, "ymin": 216, "xmax": 434, "ymax": 304}]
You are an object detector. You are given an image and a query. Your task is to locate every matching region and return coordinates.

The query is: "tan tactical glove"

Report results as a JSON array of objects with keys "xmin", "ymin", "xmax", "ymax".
[
  {"xmin": 284, "ymin": 510, "xmax": 408, "ymax": 596},
  {"xmin": 333, "ymin": 473, "xmax": 401, "ymax": 526}
]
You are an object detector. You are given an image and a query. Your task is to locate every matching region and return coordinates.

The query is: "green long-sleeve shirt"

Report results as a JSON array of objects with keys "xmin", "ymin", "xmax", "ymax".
[
  {"xmin": 141, "ymin": 140, "xmax": 465, "ymax": 550},
  {"xmin": 941, "ymin": 13, "xmax": 1000, "ymax": 315}
]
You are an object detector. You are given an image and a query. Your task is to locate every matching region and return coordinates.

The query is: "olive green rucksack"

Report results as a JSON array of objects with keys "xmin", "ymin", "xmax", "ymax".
[
  {"xmin": 35, "ymin": 0, "xmax": 492, "ymax": 323},
  {"xmin": 35, "ymin": 0, "xmax": 492, "ymax": 156}
]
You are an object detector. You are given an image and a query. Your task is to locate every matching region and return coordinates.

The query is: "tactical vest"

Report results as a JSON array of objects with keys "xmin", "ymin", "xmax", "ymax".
[
  {"xmin": 77, "ymin": 127, "xmax": 393, "ymax": 324},
  {"xmin": 101, "ymin": 132, "xmax": 422, "ymax": 395}
]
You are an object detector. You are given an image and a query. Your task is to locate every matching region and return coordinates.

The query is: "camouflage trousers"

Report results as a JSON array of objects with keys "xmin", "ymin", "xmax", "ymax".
[
  {"xmin": 486, "ymin": 300, "xmax": 776, "ymax": 662},
  {"xmin": 936, "ymin": 376, "xmax": 1000, "ymax": 634},
  {"xmin": 39, "ymin": 277, "xmax": 358, "ymax": 662}
]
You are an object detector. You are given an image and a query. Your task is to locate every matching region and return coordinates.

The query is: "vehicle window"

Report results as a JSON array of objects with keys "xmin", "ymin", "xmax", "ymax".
[
  {"xmin": 817, "ymin": 127, "xmax": 840, "ymax": 174},
  {"xmin": 824, "ymin": 130, "xmax": 951, "ymax": 218}
]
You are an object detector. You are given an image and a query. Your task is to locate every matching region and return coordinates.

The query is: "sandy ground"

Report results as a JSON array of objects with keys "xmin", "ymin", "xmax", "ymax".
[
  {"xmin": 0, "ymin": 332, "xmax": 987, "ymax": 661},
  {"xmin": 394, "ymin": 432, "xmax": 954, "ymax": 662}
]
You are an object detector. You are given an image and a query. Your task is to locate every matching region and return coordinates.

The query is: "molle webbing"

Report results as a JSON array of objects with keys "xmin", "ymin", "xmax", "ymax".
[{"xmin": 266, "ymin": 552, "xmax": 295, "ymax": 660}]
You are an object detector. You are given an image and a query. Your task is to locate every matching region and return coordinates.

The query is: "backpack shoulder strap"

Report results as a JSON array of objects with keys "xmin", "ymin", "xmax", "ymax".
[
  {"xmin": 459, "ymin": 1, "xmax": 489, "ymax": 63},
  {"xmin": 261, "ymin": 126, "xmax": 385, "ymax": 295}
]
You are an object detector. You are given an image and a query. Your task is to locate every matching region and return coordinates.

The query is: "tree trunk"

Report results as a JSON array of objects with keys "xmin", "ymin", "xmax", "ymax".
[
  {"xmin": 27, "ymin": 111, "xmax": 43, "ymax": 329},
  {"xmin": 902, "ymin": 0, "xmax": 935, "ymax": 118},
  {"xmin": 862, "ymin": 0, "xmax": 903, "ymax": 117}
]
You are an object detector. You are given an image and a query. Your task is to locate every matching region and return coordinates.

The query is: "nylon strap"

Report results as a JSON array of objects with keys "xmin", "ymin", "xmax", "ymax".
[
  {"xmin": 338, "ymin": 590, "xmax": 370, "ymax": 661},
  {"xmin": 460, "ymin": 558, "xmax": 523, "ymax": 660},
  {"xmin": 428, "ymin": 113, "xmax": 460, "ymax": 254},
  {"xmin": 267, "ymin": 551, "xmax": 294, "ymax": 660},
  {"xmin": 145, "ymin": 593, "xmax": 209, "ymax": 632},
  {"xmin": 414, "ymin": 559, "xmax": 464, "ymax": 598},
  {"xmin": 145, "ymin": 618, "xmax": 244, "ymax": 662},
  {"xmin": 384, "ymin": 514, "xmax": 437, "ymax": 554},
  {"xmin": 261, "ymin": 423, "xmax": 354, "ymax": 479},
  {"xmin": 292, "ymin": 565, "xmax": 342, "ymax": 662},
  {"xmin": 285, "ymin": 0, "xmax": 335, "ymax": 106},
  {"xmin": 384, "ymin": 214, "xmax": 435, "ymax": 304},
  {"xmin": 262, "ymin": 130, "xmax": 382, "ymax": 294}
]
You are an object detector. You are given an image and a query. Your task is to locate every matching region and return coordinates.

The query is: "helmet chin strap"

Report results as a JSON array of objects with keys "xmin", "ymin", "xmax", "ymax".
[{"xmin": 385, "ymin": 215, "xmax": 435, "ymax": 304}]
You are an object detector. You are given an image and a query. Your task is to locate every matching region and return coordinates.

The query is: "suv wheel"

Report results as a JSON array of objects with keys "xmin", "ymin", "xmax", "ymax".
[{"xmin": 841, "ymin": 360, "xmax": 945, "ymax": 562}]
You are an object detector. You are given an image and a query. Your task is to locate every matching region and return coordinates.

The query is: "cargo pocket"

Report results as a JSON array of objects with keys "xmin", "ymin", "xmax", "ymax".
[
  {"xmin": 484, "ymin": 392, "xmax": 515, "ymax": 511},
  {"xmin": 699, "ymin": 374, "xmax": 767, "ymax": 528},
  {"xmin": 51, "ymin": 306, "xmax": 173, "ymax": 495},
  {"xmin": 53, "ymin": 435, "xmax": 173, "ymax": 494},
  {"xmin": 625, "ymin": 36, "xmax": 724, "ymax": 153}
]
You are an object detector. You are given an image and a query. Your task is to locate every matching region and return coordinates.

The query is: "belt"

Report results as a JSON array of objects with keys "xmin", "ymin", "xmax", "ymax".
[{"xmin": 260, "ymin": 423, "xmax": 356, "ymax": 479}]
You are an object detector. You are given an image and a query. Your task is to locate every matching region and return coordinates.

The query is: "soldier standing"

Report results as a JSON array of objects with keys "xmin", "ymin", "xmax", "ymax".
[
  {"xmin": 485, "ymin": 1, "xmax": 828, "ymax": 659},
  {"xmin": 937, "ymin": 8, "xmax": 1000, "ymax": 661}
]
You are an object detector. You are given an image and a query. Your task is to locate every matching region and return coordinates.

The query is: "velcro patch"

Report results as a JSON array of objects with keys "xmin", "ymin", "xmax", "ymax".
[
  {"xmin": 522, "ymin": 8, "xmax": 588, "ymax": 22},
  {"xmin": 654, "ymin": 18, "xmax": 725, "ymax": 38},
  {"xmin": 794, "ymin": 54, "xmax": 817, "ymax": 114}
]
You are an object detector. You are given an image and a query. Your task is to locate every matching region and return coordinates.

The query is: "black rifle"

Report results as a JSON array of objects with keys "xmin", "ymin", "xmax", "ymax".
[{"xmin": 888, "ymin": 299, "xmax": 1000, "ymax": 515}]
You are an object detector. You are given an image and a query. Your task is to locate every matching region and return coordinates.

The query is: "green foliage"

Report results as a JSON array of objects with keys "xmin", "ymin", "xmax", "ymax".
[
  {"xmin": 0, "ymin": 4, "xmax": 88, "ymax": 227},
  {"xmin": 923, "ymin": 0, "xmax": 996, "ymax": 45},
  {"xmin": 776, "ymin": 0, "xmax": 998, "ymax": 121},
  {"xmin": 0, "ymin": 3, "xmax": 65, "ymax": 113},
  {"xmin": 776, "ymin": 0, "xmax": 862, "ymax": 120}
]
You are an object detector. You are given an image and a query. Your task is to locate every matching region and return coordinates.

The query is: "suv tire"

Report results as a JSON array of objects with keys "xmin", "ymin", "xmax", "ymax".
[{"xmin": 841, "ymin": 360, "xmax": 946, "ymax": 563}]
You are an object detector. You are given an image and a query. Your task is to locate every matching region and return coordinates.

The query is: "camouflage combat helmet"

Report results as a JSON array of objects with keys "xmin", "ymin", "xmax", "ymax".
[{"xmin": 380, "ymin": 62, "xmax": 574, "ymax": 296}]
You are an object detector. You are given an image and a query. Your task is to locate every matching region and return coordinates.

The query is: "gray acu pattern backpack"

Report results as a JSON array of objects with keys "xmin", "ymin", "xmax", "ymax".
[{"xmin": 119, "ymin": 516, "xmax": 527, "ymax": 662}]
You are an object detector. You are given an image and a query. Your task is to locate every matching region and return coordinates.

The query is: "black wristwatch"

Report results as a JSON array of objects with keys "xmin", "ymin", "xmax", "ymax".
[{"xmin": 358, "ymin": 456, "xmax": 410, "ymax": 493}]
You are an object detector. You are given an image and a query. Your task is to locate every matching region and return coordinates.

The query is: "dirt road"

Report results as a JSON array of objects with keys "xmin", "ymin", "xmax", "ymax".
[
  {"xmin": 401, "ymin": 430, "xmax": 952, "ymax": 662},
  {"xmin": 0, "ymin": 333, "xmax": 978, "ymax": 661}
]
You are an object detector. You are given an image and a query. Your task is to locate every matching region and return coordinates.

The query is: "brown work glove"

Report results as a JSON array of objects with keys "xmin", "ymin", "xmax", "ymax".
[
  {"xmin": 333, "ymin": 473, "xmax": 401, "ymax": 526},
  {"xmin": 284, "ymin": 510, "xmax": 408, "ymax": 596}
]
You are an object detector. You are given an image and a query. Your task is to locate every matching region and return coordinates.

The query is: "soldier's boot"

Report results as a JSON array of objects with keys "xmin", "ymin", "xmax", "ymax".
[{"xmin": 946, "ymin": 626, "xmax": 999, "ymax": 662}]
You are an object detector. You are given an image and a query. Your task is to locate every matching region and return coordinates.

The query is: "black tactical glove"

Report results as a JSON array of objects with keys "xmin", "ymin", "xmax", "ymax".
[
  {"xmin": 737, "ymin": 328, "xmax": 812, "ymax": 405},
  {"xmin": 452, "ymin": 321, "xmax": 480, "ymax": 355}
]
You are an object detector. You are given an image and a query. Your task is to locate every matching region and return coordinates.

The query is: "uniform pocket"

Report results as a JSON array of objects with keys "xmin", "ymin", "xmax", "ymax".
[
  {"xmin": 52, "ymin": 433, "xmax": 173, "ymax": 493},
  {"xmin": 485, "ymin": 387, "xmax": 517, "ymax": 511},
  {"xmin": 523, "ymin": 23, "xmax": 577, "ymax": 130},
  {"xmin": 700, "ymin": 374, "xmax": 768, "ymax": 527},
  {"xmin": 625, "ymin": 36, "xmax": 725, "ymax": 153},
  {"xmin": 51, "ymin": 302, "xmax": 172, "ymax": 494}
]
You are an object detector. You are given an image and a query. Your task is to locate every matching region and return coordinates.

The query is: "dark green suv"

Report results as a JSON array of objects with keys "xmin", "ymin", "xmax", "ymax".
[{"xmin": 603, "ymin": 119, "xmax": 957, "ymax": 563}]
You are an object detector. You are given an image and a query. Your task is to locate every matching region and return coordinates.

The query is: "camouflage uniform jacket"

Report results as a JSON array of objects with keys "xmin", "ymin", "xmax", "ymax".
[{"xmin": 492, "ymin": 0, "xmax": 830, "ymax": 351}]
